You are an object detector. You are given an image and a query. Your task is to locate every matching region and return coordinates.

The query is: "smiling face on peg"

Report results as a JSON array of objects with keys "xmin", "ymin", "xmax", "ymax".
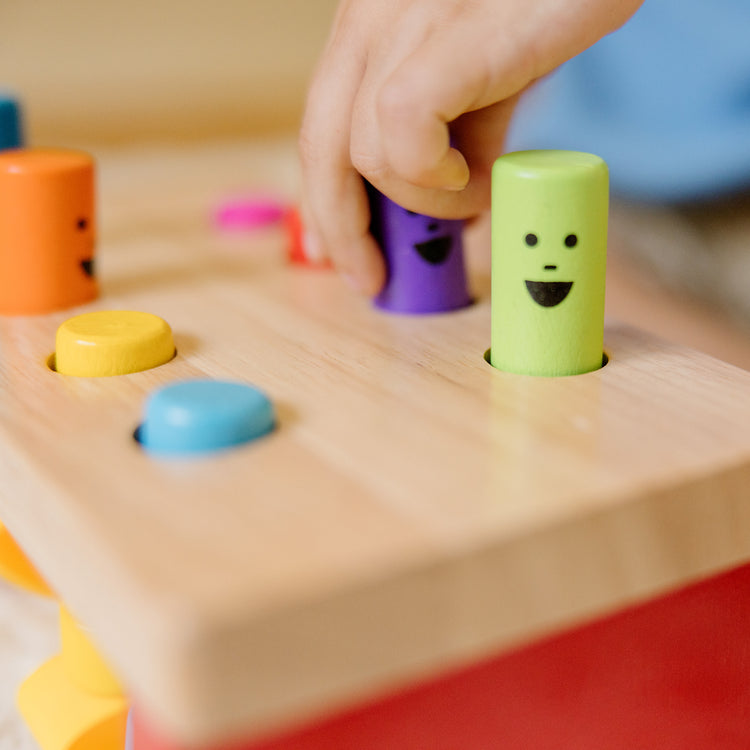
[
  {"xmin": 367, "ymin": 185, "xmax": 471, "ymax": 314},
  {"xmin": 490, "ymin": 150, "xmax": 609, "ymax": 377}
]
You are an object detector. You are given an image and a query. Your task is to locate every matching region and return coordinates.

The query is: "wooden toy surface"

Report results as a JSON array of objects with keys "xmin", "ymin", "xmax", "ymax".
[{"xmin": 1, "ymin": 140, "xmax": 750, "ymax": 748}]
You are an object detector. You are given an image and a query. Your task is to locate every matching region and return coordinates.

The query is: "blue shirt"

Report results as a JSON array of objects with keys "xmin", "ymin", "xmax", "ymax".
[{"xmin": 507, "ymin": 1, "xmax": 750, "ymax": 201}]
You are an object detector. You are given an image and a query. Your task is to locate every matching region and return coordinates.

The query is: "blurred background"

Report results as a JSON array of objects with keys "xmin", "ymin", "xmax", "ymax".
[{"xmin": 1, "ymin": 0, "xmax": 338, "ymax": 145}]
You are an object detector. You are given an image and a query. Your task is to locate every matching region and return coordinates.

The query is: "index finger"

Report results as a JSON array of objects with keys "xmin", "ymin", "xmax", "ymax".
[{"xmin": 299, "ymin": 50, "xmax": 385, "ymax": 295}]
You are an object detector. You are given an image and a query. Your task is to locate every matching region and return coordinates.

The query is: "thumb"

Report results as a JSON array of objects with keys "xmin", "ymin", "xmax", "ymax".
[{"xmin": 377, "ymin": 0, "xmax": 643, "ymax": 189}]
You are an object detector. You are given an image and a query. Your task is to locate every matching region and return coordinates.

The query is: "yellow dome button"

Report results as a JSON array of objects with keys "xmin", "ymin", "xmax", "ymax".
[{"xmin": 55, "ymin": 310, "xmax": 175, "ymax": 377}]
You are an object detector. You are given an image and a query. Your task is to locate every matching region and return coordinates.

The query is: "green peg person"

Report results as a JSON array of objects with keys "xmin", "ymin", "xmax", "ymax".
[{"xmin": 490, "ymin": 150, "xmax": 608, "ymax": 377}]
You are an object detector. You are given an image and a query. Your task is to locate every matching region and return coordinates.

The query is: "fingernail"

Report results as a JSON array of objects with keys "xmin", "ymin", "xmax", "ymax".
[
  {"xmin": 443, "ymin": 168, "xmax": 470, "ymax": 191},
  {"xmin": 443, "ymin": 151, "xmax": 470, "ymax": 191},
  {"xmin": 302, "ymin": 230, "xmax": 324, "ymax": 262}
]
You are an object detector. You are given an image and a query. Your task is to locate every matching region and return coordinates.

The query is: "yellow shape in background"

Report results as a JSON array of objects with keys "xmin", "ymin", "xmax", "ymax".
[
  {"xmin": 0, "ymin": 519, "xmax": 53, "ymax": 597},
  {"xmin": 60, "ymin": 606, "xmax": 124, "ymax": 697},
  {"xmin": 18, "ymin": 655, "xmax": 127, "ymax": 750}
]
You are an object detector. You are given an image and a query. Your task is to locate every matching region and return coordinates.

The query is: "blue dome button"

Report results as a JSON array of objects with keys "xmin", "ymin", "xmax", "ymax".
[{"xmin": 138, "ymin": 380, "xmax": 275, "ymax": 455}]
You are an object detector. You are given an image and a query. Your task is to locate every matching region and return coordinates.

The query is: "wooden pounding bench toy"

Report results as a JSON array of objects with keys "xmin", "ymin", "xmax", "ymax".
[{"xmin": 1, "ymin": 114, "xmax": 750, "ymax": 749}]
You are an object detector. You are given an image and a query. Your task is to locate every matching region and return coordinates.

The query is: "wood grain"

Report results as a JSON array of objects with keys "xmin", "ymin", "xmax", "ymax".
[{"xmin": 1, "ymin": 141, "xmax": 749, "ymax": 747}]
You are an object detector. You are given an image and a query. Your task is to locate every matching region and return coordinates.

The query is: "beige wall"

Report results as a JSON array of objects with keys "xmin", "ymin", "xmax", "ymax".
[{"xmin": 1, "ymin": 0, "xmax": 338, "ymax": 145}]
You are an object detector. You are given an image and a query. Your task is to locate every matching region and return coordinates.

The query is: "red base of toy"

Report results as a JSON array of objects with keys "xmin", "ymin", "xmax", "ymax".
[{"xmin": 134, "ymin": 561, "xmax": 750, "ymax": 750}]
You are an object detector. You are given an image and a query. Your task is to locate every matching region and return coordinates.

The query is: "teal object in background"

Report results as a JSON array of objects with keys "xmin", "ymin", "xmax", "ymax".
[
  {"xmin": 507, "ymin": 1, "xmax": 750, "ymax": 201},
  {"xmin": 0, "ymin": 93, "xmax": 23, "ymax": 150},
  {"xmin": 490, "ymin": 151, "xmax": 608, "ymax": 377},
  {"xmin": 138, "ymin": 380, "xmax": 275, "ymax": 455}
]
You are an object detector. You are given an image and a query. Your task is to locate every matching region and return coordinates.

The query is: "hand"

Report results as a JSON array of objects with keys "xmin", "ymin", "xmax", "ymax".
[{"xmin": 299, "ymin": 0, "xmax": 642, "ymax": 295}]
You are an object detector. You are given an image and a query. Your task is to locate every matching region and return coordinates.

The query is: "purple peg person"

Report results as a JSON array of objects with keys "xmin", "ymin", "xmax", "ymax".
[{"xmin": 367, "ymin": 184, "xmax": 472, "ymax": 314}]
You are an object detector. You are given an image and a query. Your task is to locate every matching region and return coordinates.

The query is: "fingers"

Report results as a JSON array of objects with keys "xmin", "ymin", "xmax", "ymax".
[
  {"xmin": 300, "ymin": 0, "xmax": 645, "ymax": 295},
  {"xmin": 375, "ymin": 8, "xmax": 533, "ymax": 195},
  {"xmin": 358, "ymin": 0, "xmax": 643, "ymax": 210},
  {"xmin": 449, "ymin": 95, "xmax": 523, "ymax": 213},
  {"xmin": 350, "ymin": 99, "xmax": 518, "ymax": 220},
  {"xmin": 347, "ymin": 1, "xmax": 531, "ymax": 220},
  {"xmin": 298, "ymin": 129, "xmax": 385, "ymax": 294},
  {"xmin": 298, "ymin": 13, "xmax": 385, "ymax": 295}
]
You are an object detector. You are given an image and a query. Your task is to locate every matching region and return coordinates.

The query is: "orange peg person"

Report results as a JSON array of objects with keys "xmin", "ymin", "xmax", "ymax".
[{"xmin": 0, "ymin": 148, "xmax": 97, "ymax": 315}]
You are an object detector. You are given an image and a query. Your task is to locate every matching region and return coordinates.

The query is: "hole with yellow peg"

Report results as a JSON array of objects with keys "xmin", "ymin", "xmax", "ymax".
[{"xmin": 51, "ymin": 310, "xmax": 175, "ymax": 377}]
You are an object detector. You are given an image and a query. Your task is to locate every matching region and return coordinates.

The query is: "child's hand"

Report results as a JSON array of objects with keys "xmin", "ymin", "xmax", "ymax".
[{"xmin": 299, "ymin": 0, "xmax": 642, "ymax": 294}]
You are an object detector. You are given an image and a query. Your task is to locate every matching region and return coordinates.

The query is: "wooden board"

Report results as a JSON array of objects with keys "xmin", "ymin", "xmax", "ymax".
[{"xmin": 1, "ymin": 140, "xmax": 750, "ymax": 747}]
